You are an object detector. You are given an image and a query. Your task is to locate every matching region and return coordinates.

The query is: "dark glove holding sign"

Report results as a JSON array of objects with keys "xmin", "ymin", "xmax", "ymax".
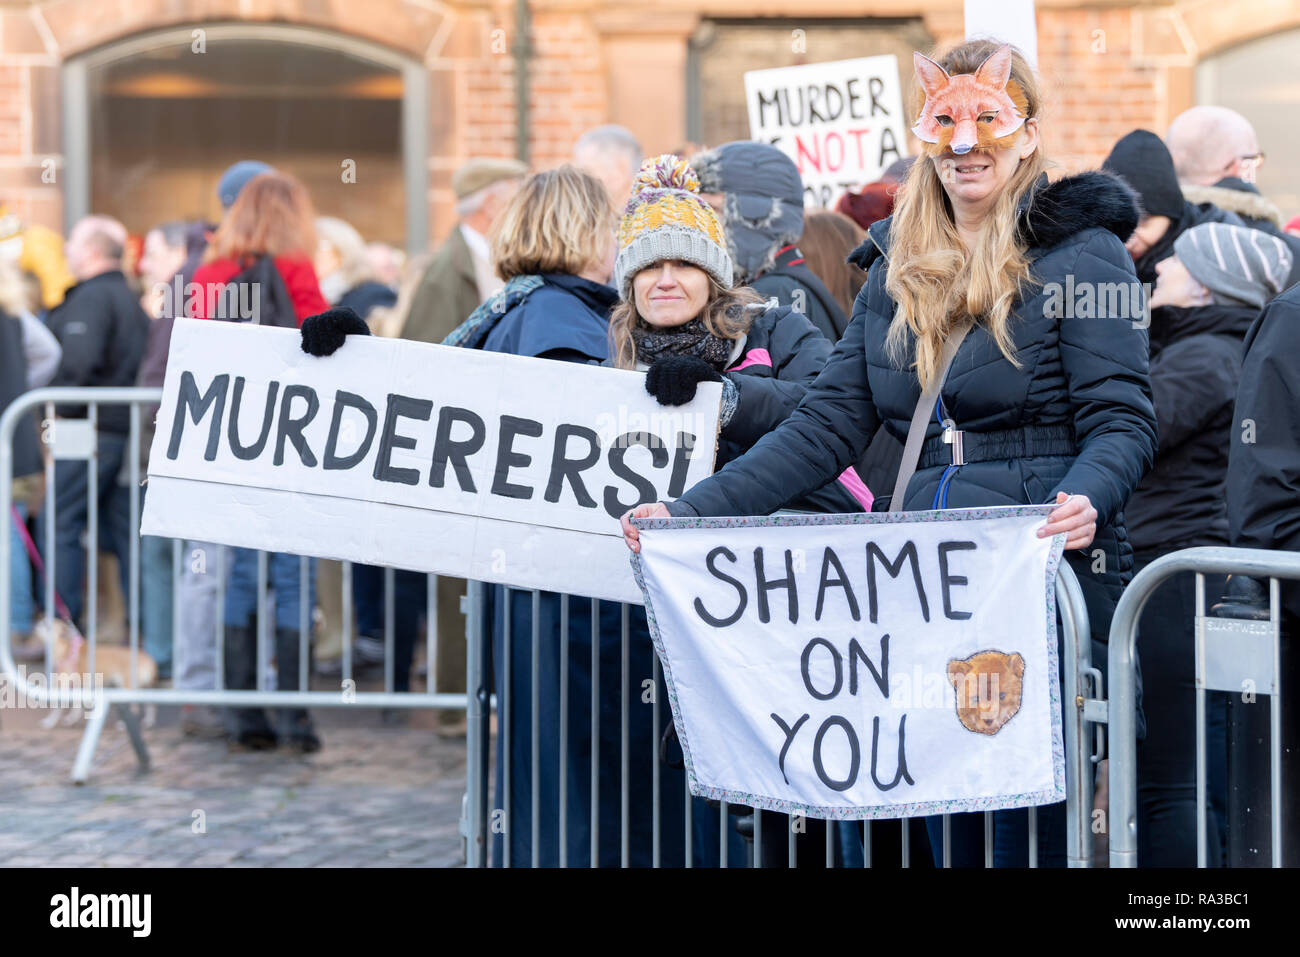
[
  {"xmin": 301, "ymin": 306, "xmax": 370, "ymax": 357},
  {"xmin": 644, "ymin": 355, "xmax": 722, "ymax": 405}
]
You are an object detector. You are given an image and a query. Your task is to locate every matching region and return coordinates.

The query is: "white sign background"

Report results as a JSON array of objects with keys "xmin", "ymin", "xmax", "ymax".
[
  {"xmin": 745, "ymin": 55, "xmax": 909, "ymax": 208},
  {"xmin": 142, "ymin": 319, "xmax": 721, "ymax": 603},
  {"xmin": 631, "ymin": 508, "xmax": 1067, "ymax": 819}
]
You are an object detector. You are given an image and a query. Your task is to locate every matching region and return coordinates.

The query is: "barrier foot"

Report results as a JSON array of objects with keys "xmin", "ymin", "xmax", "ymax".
[
  {"xmin": 71, "ymin": 702, "xmax": 109, "ymax": 785},
  {"xmin": 115, "ymin": 702, "xmax": 151, "ymax": 774}
]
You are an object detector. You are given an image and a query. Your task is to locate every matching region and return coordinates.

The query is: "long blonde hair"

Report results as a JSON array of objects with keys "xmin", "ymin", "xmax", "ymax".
[
  {"xmin": 609, "ymin": 278, "xmax": 762, "ymax": 369},
  {"xmin": 885, "ymin": 40, "xmax": 1051, "ymax": 390}
]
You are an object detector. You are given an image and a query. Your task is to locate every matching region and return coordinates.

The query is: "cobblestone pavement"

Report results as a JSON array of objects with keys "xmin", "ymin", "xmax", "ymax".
[{"xmin": 0, "ymin": 704, "xmax": 468, "ymax": 867}]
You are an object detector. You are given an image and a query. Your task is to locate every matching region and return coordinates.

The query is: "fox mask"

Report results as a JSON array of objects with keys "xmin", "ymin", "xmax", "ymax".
[{"xmin": 911, "ymin": 44, "xmax": 1028, "ymax": 157}]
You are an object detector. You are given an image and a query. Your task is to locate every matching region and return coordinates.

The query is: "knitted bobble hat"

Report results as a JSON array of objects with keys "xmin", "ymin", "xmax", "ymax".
[{"xmin": 614, "ymin": 154, "xmax": 734, "ymax": 299}]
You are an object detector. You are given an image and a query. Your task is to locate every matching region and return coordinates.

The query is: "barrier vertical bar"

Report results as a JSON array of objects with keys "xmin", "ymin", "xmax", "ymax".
[
  {"xmin": 465, "ymin": 579, "xmax": 489, "ymax": 867},
  {"xmin": 502, "ymin": 587, "xmax": 512, "ymax": 869},
  {"xmin": 86, "ymin": 403, "xmax": 98, "ymax": 680},
  {"xmin": 258, "ymin": 548, "xmax": 271, "ymax": 691},
  {"xmin": 1058, "ymin": 560, "xmax": 1093, "ymax": 867},
  {"xmin": 755, "ymin": 806, "xmax": 763, "ymax": 868},
  {"xmin": 341, "ymin": 561, "xmax": 353, "ymax": 687},
  {"xmin": 171, "ymin": 538, "xmax": 182, "ymax": 686},
  {"xmin": 942, "ymin": 814, "xmax": 951, "ymax": 868},
  {"xmin": 863, "ymin": 821, "xmax": 871, "ymax": 868},
  {"xmin": 621, "ymin": 602, "xmax": 629, "ymax": 868},
  {"xmin": 684, "ymin": 776, "xmax": 692, "ymax": 868},
  {"xmin": 559, "ymin": 595, "xmax": 569, "ymax": 868},
  {"xmin": 299, "ymin": 556, "xmax": 310, "ymax": 693},
  {"xmin": 426, "ymin": 575, "xmax": 437, "ymax": 693},
  {"xmin": 652, "ymin": 649, "xmax": 660, "ymax": 868},
  {"xmin": 1195, "ymin": 572, "xmax": 1207, "ymax": 868},
  {"xmin": 901, "ymin": 816, "xmax": 909, "ymax": 867},
  {"xmin": 127, "ymin": 403, "xmax": 140, "ymax": 688},
  {"xmin": 531, "ymin": 589, "xmax": 540, "ymax": 869},
  {"xmin": 590, "ymin": 597, "xmax": 599, "ymax": 868},
  {"xmin": 215, "ymin": 545, "xmax": 226, "ymax": 691},
  {"xmin": 1028, "ymin": 806, "xmax": 1038, "ymax": 868},
  {"xmin": 384, "ymin": 566, "xmax": 395, "ymax": 694},
  {"xmin": 984, "ymin": 812, "xmax": 994, "ymax": 868},
  {"xmin": 43, "ymin": 402, "xmax": 55, "ymax": 678},
  {"xmin": 1270, "ymin": 577, "xmax": 1283, "ymax": 866}
]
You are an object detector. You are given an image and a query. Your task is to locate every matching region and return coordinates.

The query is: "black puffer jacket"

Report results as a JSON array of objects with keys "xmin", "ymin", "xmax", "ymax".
[
  {"xmin": 1125, "ymin": 301, "xmax": 1255, "ymax": 552},
  {"xmin": 669, "ymin": 171, "xmax": 1158, "ymax": 643},
  {"xmin": 750, "ymin": 246, "xmax": 851, "ymax": 342},
  {"xmin": 1227, "ymin": 284, "xmax": 1300, "ymax": 620}
]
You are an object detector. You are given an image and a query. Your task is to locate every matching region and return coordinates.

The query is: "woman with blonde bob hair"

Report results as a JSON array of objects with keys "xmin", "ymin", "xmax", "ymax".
[{"xmin": 624, "ymin": 40, "xmax": 1158, "ymax": 867}]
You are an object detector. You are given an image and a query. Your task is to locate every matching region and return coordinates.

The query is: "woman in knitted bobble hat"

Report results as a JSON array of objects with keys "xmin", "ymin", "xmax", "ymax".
[
  {"xmin": 613, "ymin": 156, "xmax": 873, "ymax": 868},
  {"xmin": 612, "ymin": 155, "xmax": 871, "ymax": 519}
]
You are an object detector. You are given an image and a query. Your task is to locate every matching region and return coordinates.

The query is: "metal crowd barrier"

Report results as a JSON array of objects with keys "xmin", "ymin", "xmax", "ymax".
[
  {"xmin": 1, "ymin": 388, "xmax": 467, "ymax": 785},
  {"xmin": 1108, "ymin": 546, "xmax": 1300, "ymax": 868},
  {"xmin": 463, "ymin": 551, "xmax": 1105, "ymax": 868}
]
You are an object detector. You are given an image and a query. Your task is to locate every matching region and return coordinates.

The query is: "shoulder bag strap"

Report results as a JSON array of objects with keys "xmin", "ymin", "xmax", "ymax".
[{"xmin": 889, "ymin": 319, "xmax": 972, "ymax": 512}]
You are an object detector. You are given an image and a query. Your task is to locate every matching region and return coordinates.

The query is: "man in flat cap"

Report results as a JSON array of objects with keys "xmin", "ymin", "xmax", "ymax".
[{"xmin": 401, "ymin": 157, "xmax": 526, "ymax": 346}]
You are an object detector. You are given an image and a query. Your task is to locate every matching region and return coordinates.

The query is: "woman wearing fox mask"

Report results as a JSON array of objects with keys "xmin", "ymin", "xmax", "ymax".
[{"xmin": 623, "ymin": 40, "xmax": 1157, "ymax": 867}]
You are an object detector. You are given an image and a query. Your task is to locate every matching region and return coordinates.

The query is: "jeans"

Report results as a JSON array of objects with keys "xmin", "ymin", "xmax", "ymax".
[
  {"xmin": 140, "ymin": 534, "xmax": 174, "ymax": 671},
  {"xmin": 42, "ymin": 432, "xmax": 132, "ymax": 628},
  {"xmin": 224, "ymin": 548, "xmax": 315, "ymax": 633},
  {"xmin": 7, "ymin": 503, "xmax": 34, "ymax": 634},
  {"xmin": 1133, "ymin": 550, "xmax": 1228, "ymax": 867}
]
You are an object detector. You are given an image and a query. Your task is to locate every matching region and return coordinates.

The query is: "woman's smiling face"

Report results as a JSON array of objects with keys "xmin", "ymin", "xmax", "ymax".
[
  {"xmin": 632, "ymin": 260, "xmax": 712, "ymax": 328},
  {"xmin": 931, "ymin": 118, "xmax": 1039, "ymax": 210}
]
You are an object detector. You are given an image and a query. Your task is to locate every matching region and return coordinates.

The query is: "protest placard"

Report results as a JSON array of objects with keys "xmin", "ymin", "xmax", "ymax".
[
  {"xmin": 141, "ymin": 318, "xmax": 721, "ymax": 604},
  {"xmin": 631, "ymin": 507, "xmax": 1066, "ymax": 819},
  {"xmin": 745, "ymin": 55, "xmax": 909, "ymax": 208}
]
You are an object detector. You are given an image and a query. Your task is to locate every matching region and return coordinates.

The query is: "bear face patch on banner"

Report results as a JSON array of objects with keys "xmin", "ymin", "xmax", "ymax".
[{"xmin": 630, "ymin": 506, "xmax": 1067, "ymax": 820}]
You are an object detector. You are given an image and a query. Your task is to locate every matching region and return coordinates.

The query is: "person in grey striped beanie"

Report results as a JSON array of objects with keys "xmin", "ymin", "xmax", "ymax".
[
  {"xmin": 1150, "ymin": 220, "xmax": 1293, "ymax": 310},
  {"xmin": 1127, "ymin": 217, "xmax": 1291, "ymax": 867}
]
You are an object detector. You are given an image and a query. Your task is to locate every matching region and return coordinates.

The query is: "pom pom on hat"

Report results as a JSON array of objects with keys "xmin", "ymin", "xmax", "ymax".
[{"xmin": 629, "ymin": 154, "xmax": 701, "ymax": 198}]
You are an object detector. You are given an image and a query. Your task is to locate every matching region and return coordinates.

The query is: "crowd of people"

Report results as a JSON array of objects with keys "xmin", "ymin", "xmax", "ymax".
[{"xmin": 3, "ymin": 37, "xmax": 1299, "ymax": 867}]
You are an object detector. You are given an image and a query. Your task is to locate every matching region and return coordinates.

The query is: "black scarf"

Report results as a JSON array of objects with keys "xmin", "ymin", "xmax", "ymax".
[{"xmin": 632, "ymin": 317, "xmax": 735, "ymax": 369}]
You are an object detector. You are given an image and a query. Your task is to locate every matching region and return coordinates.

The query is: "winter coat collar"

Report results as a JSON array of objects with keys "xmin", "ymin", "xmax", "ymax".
[
  {"xmin": 540, "ymin": 272, "xmax": 619, "ymax": 312},
  {"xmin": 1181, "ymin": 181, "xmax": 1282, "ymax": 227},
  {"xmin": 847, "ymin": 170, "xmax": 1140, "ymax": 271}
]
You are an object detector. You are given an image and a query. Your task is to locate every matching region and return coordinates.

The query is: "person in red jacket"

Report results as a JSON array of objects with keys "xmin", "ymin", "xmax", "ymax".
[
  {"xmin": 190, "ymin": 170, "xmax": 326, "ymax": 751},
  {"xmin": 191, "ymin": 171, "xmax": 327, "ymax": 325}
]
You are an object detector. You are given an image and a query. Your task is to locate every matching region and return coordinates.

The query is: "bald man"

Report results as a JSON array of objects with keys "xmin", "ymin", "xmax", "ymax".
[
  {"xmin": 1167, "ymin": 106, "xmax": 1300, "ymax": 289},
  {"xmin": 43, "ymin": 214, "xmax": 150, "ymax": 628}
]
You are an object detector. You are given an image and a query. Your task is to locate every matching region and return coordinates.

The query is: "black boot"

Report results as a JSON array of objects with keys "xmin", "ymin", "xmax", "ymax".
[
  {"xmin": 222, "ymin": 625, "xmax": 277, "ymax": 749},
  {"xmin": 275, "ymin": 627, "xmax": 321, "ymax": 753}
]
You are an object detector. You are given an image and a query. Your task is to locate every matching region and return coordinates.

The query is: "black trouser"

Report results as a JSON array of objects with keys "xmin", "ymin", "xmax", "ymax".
[{"xmin": 1133, "ymin": 549, "xmax": 1228, "ymax": 867}]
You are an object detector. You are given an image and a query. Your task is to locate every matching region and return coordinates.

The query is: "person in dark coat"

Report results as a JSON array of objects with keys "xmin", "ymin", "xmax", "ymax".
[
  {"xmin": 1101, "ymin": 130, "xmax": 1246, "ymax": 296},
  {"xmin": 623, "ymin": 41, "xmax": 1158, "ymax": 868},
  {"xmin": 691, "ymin": 141, "xmax": 850, "ymax": 342},
  {"xmin": 1125, "ymin": 222, "xmax": 1291, "ymax": 867},
  {"xmin": 41, "ymin": 215, "xmax": 150, "ymax": 632},
  {"xmin": 1228, "ymin": 282, "xmax": 1300, "ymax": 625}
]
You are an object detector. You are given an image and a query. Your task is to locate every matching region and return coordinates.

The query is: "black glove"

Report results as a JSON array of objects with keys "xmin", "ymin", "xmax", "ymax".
[
  {"xmin": 644, "ymin": 355, "xmax": 722, "ymax": 406},
  {"xmin": 300, "ymin": 306, "xmax": 370, "ymax": 357}
]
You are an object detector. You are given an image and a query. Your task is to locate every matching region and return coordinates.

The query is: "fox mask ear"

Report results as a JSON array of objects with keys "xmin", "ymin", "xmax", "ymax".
[
  {"xmin": 913, "ymin": 52, "xmax": 951, "ymax": 98},
  {"xmin": 973, "ymin": 44, "xmax": 1014, "ymax": 91}
]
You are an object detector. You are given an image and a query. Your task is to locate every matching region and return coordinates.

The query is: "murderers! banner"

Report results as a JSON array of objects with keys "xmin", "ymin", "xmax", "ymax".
[
  {"xmin": 141, "ymin": 319, "xmax": 721, "ymax": 603},
  {"xmin": 745, "ymin": 55, "xmax": 909, "ymax": 208},
  {"xmin": 630, "ymin": 507, "xmax": 1067, "ymax": 819}
]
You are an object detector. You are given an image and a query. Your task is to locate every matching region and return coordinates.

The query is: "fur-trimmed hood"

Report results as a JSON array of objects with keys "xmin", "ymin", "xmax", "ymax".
[
  {"xmin": 847, "ymin": 170, "xmax": 1140, "ymax": 270},
  {"xmin": 1182, "ymin": 181, "xmax": 1282, "ymax": 227}
]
